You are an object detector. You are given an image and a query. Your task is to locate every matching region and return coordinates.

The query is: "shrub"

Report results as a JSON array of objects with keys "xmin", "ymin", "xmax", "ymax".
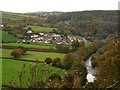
[
  {"xmin": 71, "ymin": 60, "xmax": 87, "ymax": 86},
  {"xmin": 56, "ymin": 44, "xmax": 70, "ymax": 53},
  {"xmin": 63, "ymin": 53, "xmax": 77, "ymax": 70},
  {"xmin": 11, "ymin": 49, "xmax": 23, "ymax": 58},
  {"xmin": 45, "ymin": 57, "xmax": 52, "ymax": 64},
  {"xmin": 64, "ymin": 74, "xmax": 74, "ymax": 83},
  {"xmin": 71, "ymin": 40, "xmax": 80, "ymax": 48},
  {"xmin": 49, "ymin": 73, "xmax": 61, "ymax": 81},
  {"xmin": 29, "ymin": 81, "xmax": 46, "ymax": 88},
  {"xmin": 52, "ymin": 58, "xmax": 61, "ymax": 66},
  {"xmin": 62, "ymin": 74, "xmax": 74, "ymax": 88},
  {"xmin": 17, "ymin": 46, "xmax": 27, "ymax": 55}
]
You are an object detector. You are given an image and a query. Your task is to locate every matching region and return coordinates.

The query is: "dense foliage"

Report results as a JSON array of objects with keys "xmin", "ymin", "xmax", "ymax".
[{"xmin": 91, "ymin": 39, "xmax": 120, "ymax": 88}]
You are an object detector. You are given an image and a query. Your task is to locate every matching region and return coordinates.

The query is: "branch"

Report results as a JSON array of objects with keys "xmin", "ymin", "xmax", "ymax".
[{"xmin": 107, "ymin": 81, "xmax": 119, "ymax": 88}]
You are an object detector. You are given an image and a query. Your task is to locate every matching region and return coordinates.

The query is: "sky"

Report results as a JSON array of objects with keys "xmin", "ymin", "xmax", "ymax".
[{"xmin": 0, "ymin": 0, "xmax": 119, "ymax": 13}]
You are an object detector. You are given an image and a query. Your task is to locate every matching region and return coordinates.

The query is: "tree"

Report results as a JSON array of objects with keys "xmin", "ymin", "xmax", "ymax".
[
  {"xmin": 56, "ymin": 44, "xmax": 70, "ymax": 53},
  {"xmin": 63, "ymin": 53, "xmax": 78, "ymax": 70},
  {"xmin": 11, "ymin": 49, "xmax": 22, "ymax": 58},
  {"xmin": 52, "ymin": 58, "xmax": 61, "ymax": 67},
  {"xmin": 71, "ymin": 40, "xmax": 80, "ymax": 48},
  {"xmin": 17, "ymin": 46, "xmax": 27, "ymax": 55},
  {"xmin": 71, "ymin": 60, "xmax": 87, "ymax": 86},
  {"xmin": 45, "ymin": 57, "xmax": 52, "ymax": 64},
  {"xmin": 49, "ymin": 73, "xmax": 61, "ymax": 81},
  {"xmin": 62, "ymin": 74, "xmax": 74, "ymax": 88},
  {"xmin": 95, "ymin": 41, "xmax": 120, "ymax": 88}
]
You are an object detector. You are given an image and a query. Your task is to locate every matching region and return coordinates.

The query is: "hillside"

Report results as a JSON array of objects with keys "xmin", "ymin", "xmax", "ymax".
[
  {"xmin": 46, "ymin": 10, "xmax": 118, "ymax": 39},
  {"xmin": 2, "ymin": 10, "xmax": 118, "ymax": 41},
  {"xmin": 1, "ymin": 31, "xmax": 18, "ymax": 42},
  {"xmin": 1, "ymin": 10, "xmax": 119, "ymax": 88}
]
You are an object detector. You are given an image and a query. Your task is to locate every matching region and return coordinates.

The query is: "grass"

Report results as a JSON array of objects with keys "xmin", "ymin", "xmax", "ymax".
[
  {"xmin": 8, "ymin": 24, "xmax": 19, "ymax": 28},
  {"xmin": 2, "ymin": 12, "xmax": 26, "ymax": 20},
  {"xmin": 1, "ymin": 49, "xmax": 65, "ymax": 61},
  {"xmin": 2, "ymin": 58, "xmax": 65, "ymax": 86},
  {"xmin": 1, "ymin": 31, "xmax": 18, "ymax": 42},
  {"xmin": 2, "ymin": 58, "xmax": 32, "ymax": 85},
  {"xmin": 29, "ymin": 25, "xmax": 56, "ymax": 32},
  {"xmin": 1, "ymin": 11, "xmax": 36, "ymax": 20},
  {"xmin": 1, "ymin": 43, "xmax": 55, "ymax": 49}
]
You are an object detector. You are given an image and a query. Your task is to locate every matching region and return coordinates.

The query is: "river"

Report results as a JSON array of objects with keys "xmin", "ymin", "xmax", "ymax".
[{"xmin": 85, "ymin": 56, "xmax": 96, "ymax": 82}]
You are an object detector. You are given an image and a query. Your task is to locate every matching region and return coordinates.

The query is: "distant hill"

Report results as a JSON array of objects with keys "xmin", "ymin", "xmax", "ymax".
[
  {"xmin": 46, "ymin": 10, "xmax": 118, "ymax": 39},
  {"xmin": 1, "ymin": 11, "xmax": 36, "ymax": 20},
  {"xmin": 1, "ymin": 10, "xmax": 118, "ymax": 40},
  {"xmin": 26, "ymin": 11, "xmax": 62, "ymax": 18}
]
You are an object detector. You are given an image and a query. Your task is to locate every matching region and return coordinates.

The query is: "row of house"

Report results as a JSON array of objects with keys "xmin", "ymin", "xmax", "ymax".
[{"xmin": 17, "ymin": 31, "xmax": 89, "ymax": 45}]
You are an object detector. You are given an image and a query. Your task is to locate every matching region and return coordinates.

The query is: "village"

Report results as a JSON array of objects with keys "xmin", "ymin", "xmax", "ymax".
[{"xmin": 17, "ymin": 30, "xmax": 90, "ymax": 45}]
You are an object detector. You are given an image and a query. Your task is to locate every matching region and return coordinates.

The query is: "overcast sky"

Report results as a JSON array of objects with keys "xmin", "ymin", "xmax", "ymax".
[{"xmin": 0, "ymin": 0, "xmax": 119, "ymax": 13}]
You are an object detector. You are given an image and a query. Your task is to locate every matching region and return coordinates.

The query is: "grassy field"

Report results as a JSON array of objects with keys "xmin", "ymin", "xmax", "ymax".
[
  {"xmin": 29, "ymin": 25, "xmax": 56, "ymax": 32},
  {"xmin": 2, "ymin": 12, "xmax": 26, "ymax": 20},
  {"xmin": 8, "ymin": 24, "xmax": 19, "ymax": 28},
  {"xmin": 1, "ymin": 11, "xmax": 36, "ymax": 20},
  {"xmin": 1, "ymin": 31, "xmax": 18, "ymax": 42},
  {"xmin": 1, "ymin": 43, "xmax": 55, "ymax": 49},
  {"xmin": 2, "ymin": 58, "xmax": 65, "ymax": 86},
  {"xmin": 1, "ymin": 49, "xmax": 65, "ymax": 61}
]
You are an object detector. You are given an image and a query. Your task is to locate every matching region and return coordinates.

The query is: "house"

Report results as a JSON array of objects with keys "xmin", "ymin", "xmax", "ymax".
[
  {"xmin": 27, "ymin": 30, "xmax": 32, "ymax": 34},
  {"xmin": 0, "ymin": 24, "xmax": 4, "ymax": 27}
]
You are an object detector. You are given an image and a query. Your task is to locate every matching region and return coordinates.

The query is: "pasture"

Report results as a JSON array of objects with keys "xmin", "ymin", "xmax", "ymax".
[
  {"xmin": 1, "ymin": 43, "xmax": 55, "ymax": 49},
  {"xmin": 2, "ymin": 11, "xmax": 36, "ymax": 20},
  {"xmin": 1, "ymin": 49, "xmax": 65, "ymax": 61},
  {"xmin": 2, "ymin": 58, "xmax": 65, "ymax": 86},
  {"xmin": 29, "ymin": 25, "xmax": 56, "ymax": 32},
  {"xmin": 1, "ymin": 31, "xmax": 18, "ymax": 42},
  {"xmin": 2, "ymin": 12, "xmax": 26, "ymax": 20}
]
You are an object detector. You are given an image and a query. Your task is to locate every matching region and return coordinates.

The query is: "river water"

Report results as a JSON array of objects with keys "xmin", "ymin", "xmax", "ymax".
[{"xmin": 85, "ymin": 56, "xmax": 96, "ymax": 82}]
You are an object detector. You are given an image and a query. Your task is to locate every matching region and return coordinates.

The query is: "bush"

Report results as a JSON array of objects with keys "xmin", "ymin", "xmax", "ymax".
[
  {"xmin": 62, "ymin": 74, "xmax": 74, "ymax": 88},
  {"xmin": 49, "ymin": 73, "xmax": 61, "ymax": 81},
  {"xmin": 71, "ymin": 40, "xmax": 80, "ymax": 48},
  {"xmin": 64, "ymin": 74, "xmax": 74, "ymax": 83},
  {"xmin": 71, "ymin": 60, "xmax": 87, "ymax": 86},
  {"xmin": 84, "ymin": 82, "xmax": 96, "ymax": 88},
  {"xmin": 52, "ymin": 58, "xmax": 61, "ymax": 67},
  {"xmin": 91, "ymin": 55, "xmax": 100, "ymax": 68},
  {"xmin": 11, "ymin": 49, "xmax": 23, "ymax": 58},
  {"xmin": 29, "ymin": 81, "xmax": 46, "ymax": 88},
  {"xmin": 17, "ymin": 46, "xmax": 27, "ymax": 55},
  {"xmin": 56, "ymin": 44, "xmax": 70, "ymax": 53},
  {"xmin": 63, "ymin": 53, "xmax": 77, "ymax": 70},
  {"xmin": 45, "ymin": 57, "xmax": 52, "ymax": 64}
]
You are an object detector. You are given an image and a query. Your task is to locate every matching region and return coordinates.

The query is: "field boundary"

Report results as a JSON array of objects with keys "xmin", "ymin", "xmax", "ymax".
[
  {"xmin": 0, "ymin": 46, "xmax": 56, "ymax": 52},
  {"xmin": 0, "ymin": 57, "xmax": 44, "ymax": 63}
]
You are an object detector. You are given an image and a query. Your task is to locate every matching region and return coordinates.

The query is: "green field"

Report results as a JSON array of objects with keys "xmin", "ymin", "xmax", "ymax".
[
  {"xmin": 1, "ymin": 11, "xmax": 36, "ymax": 20},
  {"xmin": 2, "ymin": 43, "xmax": 55, "ymax": 49},
  {"xmin": 29, "ymin": 25, "xmax": 56, "ymax": 32},
  {"xmin": 2, "ymin": 58, "xmax": 65, "ymax": 86},
  {"xmin": 1, "ymin": 31, "xmax": 18, "ymax": 42},
  {"xmin": 1, "ymin": 49, "xmax": 65, "ymax": 61},
  {"xmin": 2, "ymin": 12, "xmax": 26, "ymax": 20}
]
